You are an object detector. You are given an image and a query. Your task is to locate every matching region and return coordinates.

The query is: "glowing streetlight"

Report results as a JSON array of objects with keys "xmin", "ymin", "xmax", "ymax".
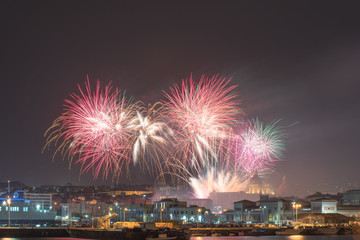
[
  {"xmin": 197, "ymin": 209, "xmax": 202, "ymax": 228},
  {"xmin": 292, "ymin": 203, "xmax": 302, "ymax": 223},
  {"xmin": 7, "ymin": 198, "xmax": 11, "ymax": 228},
  {"xmin": 160, "ymin": 209, "xmax": 164, "ymax": 222},
  {"xmin": 7, "ymin": 180, "xmax": 11, "ymax": 228},
  {"xmin": 123, "ymin": 208, "xmax": 127, "ymax": 222}
]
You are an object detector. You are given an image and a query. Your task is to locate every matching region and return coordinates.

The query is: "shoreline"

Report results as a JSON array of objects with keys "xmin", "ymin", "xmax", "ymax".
[{"xmin": 0, "ymin": 226, "xmax": 358, "ymax": 238}]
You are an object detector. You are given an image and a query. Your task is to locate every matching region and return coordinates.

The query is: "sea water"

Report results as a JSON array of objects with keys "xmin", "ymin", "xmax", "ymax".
[{"xmin": 0, "ymin": 236, "xmax": 360, "ymax": 240}]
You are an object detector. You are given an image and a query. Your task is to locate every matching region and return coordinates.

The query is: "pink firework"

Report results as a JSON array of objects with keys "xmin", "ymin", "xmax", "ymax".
[
  {"xmin": 235, "ymin": 119, "xmax": 285, "ymax": 175},
  {"xmin": 163, "ymin": 75, "xmax": 241, "ymax": 165},
  {"xmin": 44, "ymin": 79, "xmax": 137, "ymax": 179}
]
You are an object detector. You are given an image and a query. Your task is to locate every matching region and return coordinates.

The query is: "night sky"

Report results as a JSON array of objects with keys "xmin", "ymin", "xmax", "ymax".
[{"xmin": 1, "ymin": 1, "xmax": 360, "ymax": 197}]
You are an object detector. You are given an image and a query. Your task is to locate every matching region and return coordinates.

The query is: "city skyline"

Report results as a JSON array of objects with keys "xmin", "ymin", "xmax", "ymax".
[{"xmin": 1, "ymin": 1, "xmax": 360, "ymax": 197}]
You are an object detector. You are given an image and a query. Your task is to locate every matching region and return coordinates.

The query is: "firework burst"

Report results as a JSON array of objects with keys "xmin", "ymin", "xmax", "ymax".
[
  {"xmin": 163, "ymin": 75, "xmax": 241, "ymax": 166},
  {"xmin": 44, "ymin": 79, "xmax": 137, "ymax": 179},
  {"xmin": 236, "ymin": 119, "xmax": 285, "ymax": 176}
]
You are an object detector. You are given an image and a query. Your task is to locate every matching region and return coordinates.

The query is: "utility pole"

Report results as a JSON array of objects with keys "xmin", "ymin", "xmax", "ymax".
[
  {"xmin": 7, "ymin": 180, "xmax": 11, "ymax": 228},
  {"xmin": 197, "ymin": 209, "xmax": 201, "ymax": 228},
  {"xmin": 123, "ymin": 208, "xmax": 127, "ymax": 222},
  {"xmin": 293, "ymin": 203, "xmax": 301, "ymax": 224}
]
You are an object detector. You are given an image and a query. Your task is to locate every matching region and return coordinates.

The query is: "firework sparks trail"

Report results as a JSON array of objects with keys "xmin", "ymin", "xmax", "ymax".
[
  {"xmin": 189, "ymin": 168, "xmax": 249, "ymax": 199},
  {"xmin": 163, "ymin": 75, "xmax": 241, "ymax": 167},
  {"xmin": 44, "ymin": 79, "xmax": 137, "ymax": 179},
  {"xmin": 168, "ymin": 138, "xmax": 250, "ymax": 199},
  {"xmin": 128, "ymin": 103, "xmax": 174, "ymax": 180}
]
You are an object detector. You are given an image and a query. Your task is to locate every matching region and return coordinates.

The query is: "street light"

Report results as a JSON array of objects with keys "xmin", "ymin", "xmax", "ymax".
[
  {"xmin": 292, "ymin": 203, "xmax": 302, "ymax": 223},
  {"xmin": 123, "ymin": 208, "xmax": 127, "ymax": 222},
  {"xmin": 160, "ymin": 209, "xmax": 164, "ymax": 222},
  {"xmin": 7, "ymin": 198, "xmax": 11, "ymax": 228},
  {"xmin": 197, "ymin": 209, "xmax": 201, "ymax": 228}
]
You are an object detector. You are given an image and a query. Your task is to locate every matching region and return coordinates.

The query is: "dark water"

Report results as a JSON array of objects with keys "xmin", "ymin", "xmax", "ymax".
[
  {"xmin": 192, "ymin": 236, "xmax": 360, "ymax": 240},
  {"xmin": 1, "ymin": 236, "xmax": 360, "ymax": 240}
]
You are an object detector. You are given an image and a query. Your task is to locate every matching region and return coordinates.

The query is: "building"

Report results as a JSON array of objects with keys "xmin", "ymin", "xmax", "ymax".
[
  {"xmin": 61, "ymin": 203, "xmax": 70, "ymax": 219},
  {"xmin": 117, "ymin": 204, "xmax": 154, "ymax": 222},
  {"xmin": 342, "ymin": 190, "xmax": 360, "ymax": 205},
  {"xmin": 169, "ymin": 205, "xmax": 209, "ymax": 224},
  {"xmin": 259, "ymin": 199, "xmax": 294, "ymax": 225},
  {"xmin": 305, "ymin": 192, "xmax": 342, "ymax": 202},
  {"xmin": 246, "ymin": 173, "xmax": 274, "ymax": 195},
  {"xmin": 102, "ymin": 190, "xmax": 153, "ymax": 197},
  {"xmin": 184, "ymin": 198, "xmax": 212, "ymax": 210},
  {"xmin": 68, "ymin": 200, "xmax": 111, "ymax": 218},
  {"xmin": 233, "ymin": 197, "xmax": 312, "ymax": 225},
  {"xmin": 311, "ymin": 199, "xmax": 337, "ymax": 214},
  {"xmin": 337, "ymin": 205, "xmax": 360, "ymax": 218},
  {"xmin": 209, "ymin": 191, "xmax": 260, "ymax": 210},
  {"xmin": 298, "ymin": 213, "xmax": 352, "ymax": 224},
  {"xmin": 234, "ymin": 200, "xmax": 260, "ymax": 223},
  {"xmin": 153, "ymin": 198, "xmax": 186, "ymax": 222},
  {"xmin": 221, "ymin": 210, "xmax": 235, "ymax": 222},
  {"xmin": 153, "ymin": 198, "xmax": 212, "ymax": 224}
]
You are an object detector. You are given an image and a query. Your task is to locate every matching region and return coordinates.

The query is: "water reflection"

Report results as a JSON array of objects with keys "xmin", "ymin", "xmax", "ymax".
[
  {"xmin": 287, "ymin": 236, "xmax": 305, "ymax": 240},
  {"xmin": 0, "ymin": 237, "xmax": 359, "ymax": 240},
  {"xmin": 192, "ymin": 236, "xmax": 360, "ymax": 240}
]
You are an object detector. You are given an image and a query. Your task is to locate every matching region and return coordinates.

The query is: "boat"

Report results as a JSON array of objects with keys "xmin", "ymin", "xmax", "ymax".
[{"xmin": 0, "ymin": 190, "xmax": 57, "ymax": 226}]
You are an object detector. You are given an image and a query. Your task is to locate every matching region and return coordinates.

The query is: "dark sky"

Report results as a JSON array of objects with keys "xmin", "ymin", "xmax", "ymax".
[{"xmin": 1, "ymin": 1, "xmax": 360, "ymax": 196}]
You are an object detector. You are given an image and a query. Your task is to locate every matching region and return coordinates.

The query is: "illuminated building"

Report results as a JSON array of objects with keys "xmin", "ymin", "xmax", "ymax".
[
  {"xmin": 234, "ymin": 200, "xmax": 259, "ymax": 223},
  {"xmin": 311, "ymin": 199, "xmax": 337, "ymax": 214},
  {"xmin": 246, "ymin": 173, "xmax": 274, "ymax": 195},
  {"xmin": 153, "ymin": 198, "xmax": 186, "ymax": 222}
]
